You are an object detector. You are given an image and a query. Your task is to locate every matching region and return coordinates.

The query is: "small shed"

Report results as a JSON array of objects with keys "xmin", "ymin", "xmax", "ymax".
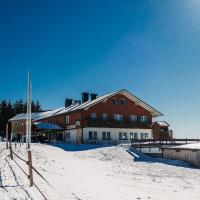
[
  {"xmin": 151, "ymin": 121, "xmax": 172, "ymax": 140},
  {"xmin": 163, "ymin": 143, "xmax": 200, "ymax": 168}
]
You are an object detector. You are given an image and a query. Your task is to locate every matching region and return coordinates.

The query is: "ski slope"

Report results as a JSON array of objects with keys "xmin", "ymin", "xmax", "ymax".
[{"xmin": 0, "ymin": 142, "xmax": 200, "ymax": 200}]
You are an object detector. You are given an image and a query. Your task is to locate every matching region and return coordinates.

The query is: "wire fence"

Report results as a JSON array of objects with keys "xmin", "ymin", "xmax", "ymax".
[{"xmin": 7, "ymin": 142, "xmax": 60, "ymax": 200}]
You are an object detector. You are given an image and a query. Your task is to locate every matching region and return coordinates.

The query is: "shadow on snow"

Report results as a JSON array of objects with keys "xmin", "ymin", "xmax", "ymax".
[{"xmin": 49, "ymin": 143, "xmax": 115, "ymax": 152}]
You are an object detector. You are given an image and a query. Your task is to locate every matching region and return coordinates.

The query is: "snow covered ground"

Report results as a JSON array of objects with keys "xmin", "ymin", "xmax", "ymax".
[
  {"xmin": 168, "ymin": 142, "xmax": 200, "ymax": 150},
  {"xmin": 0, "ymin": 142, "xmax": 200, "ymax": 200}
]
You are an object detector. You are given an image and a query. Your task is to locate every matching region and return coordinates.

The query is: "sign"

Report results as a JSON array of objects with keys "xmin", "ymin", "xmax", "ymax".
[
  {"xmin": 76, "ymin": 121, "xmax": 80, "ymax": 126},
  {"xmin": 67, "ymin": 125, "xmax": 76, "ymax": 130}
]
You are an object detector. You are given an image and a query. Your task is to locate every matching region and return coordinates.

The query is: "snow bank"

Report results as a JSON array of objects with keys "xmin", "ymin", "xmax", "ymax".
[{"xmin": 0, "ymin": 142, "xmax": 200, "ymax": 200}]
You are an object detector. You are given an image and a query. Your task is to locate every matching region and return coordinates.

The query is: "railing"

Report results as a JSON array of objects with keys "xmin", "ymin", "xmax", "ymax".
[
  {"xmin": 6, "ymin": 142, "xmax": 61, "ymax": 200},
  {"xmin": 131, "ymin": 138, "xmax": 200, "ymax": 147},
  {"xmin": 84, "ymin": 119, "xmax": 151, "ymax": 129}
]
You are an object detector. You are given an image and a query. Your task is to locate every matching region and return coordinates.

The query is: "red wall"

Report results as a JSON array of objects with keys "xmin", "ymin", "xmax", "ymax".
[{"xmin": 82, "ymin": 94, "xmax": 152, "ymax": 122}]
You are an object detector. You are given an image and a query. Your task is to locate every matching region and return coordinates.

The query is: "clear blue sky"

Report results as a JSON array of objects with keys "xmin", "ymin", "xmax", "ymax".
[{"xmin": 0, "ymin": 0, "xmax": 200, "ymax": 138}]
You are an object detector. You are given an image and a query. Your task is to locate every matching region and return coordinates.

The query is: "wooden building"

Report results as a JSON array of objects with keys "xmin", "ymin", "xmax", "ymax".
[
  {"xmin": 151, "ymin": 121, "xmax": 173, "ymax": 140},
  {"xmin": 9, "ymin": 89, "xmax": 165, "ymax": 144}
]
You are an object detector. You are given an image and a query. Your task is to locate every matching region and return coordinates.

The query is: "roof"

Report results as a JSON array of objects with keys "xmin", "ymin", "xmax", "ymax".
[
  {"xmin": 152, "ymin": 121, "xmax": 169, "ymax": 127},
  {"xmin": 9, "ymin": 89, "xmax": 163, "ymax": 122},
  {"xmin": 33, "ymin": 122, "xmax": 63, "ymax": 130},
  {"xmin": 9, "ymin": 108, "xmax": 64, "ymax": 122},
  {"xmin": 164, "ymin": 143, "xmax": 200, "ymax": 151}
]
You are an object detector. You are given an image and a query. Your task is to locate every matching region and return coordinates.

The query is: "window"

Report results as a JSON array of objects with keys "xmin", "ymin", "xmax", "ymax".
[
  {"xmin": 102, "ymin": 132, "xmax": 111, "ymax": 140},
  {"xmin": 130, "ymin": 133, "xmax": 133, "ymax": 140},
  {"xmin": 66, "ymin": 116, "xmax": 70, "ymax": 124},
  {"xmin": 89, "ymin": 131, "xmax": 97, "ymax": 140},
  {"xmin": 119, "ymin": 132, "xmax": 127, "ymax": 140},
  {"xmin": 112, "ymin": 98, "xmax": 118, "ymax": 105},
  {"xmin": 140, "ymin": 116, "xmax": 148, "ymax": 124},
  {"xmin": 145, "ymin": 133, "xmax": 148, "ymax": 139},
  {"xmin": 141, "ymin": 133, "xmax": 145, "ymax": 139},
  {"xmin": 134, "ymin": 132, "xmax": 138, "ymax": 139},
  {"xmin": 91, "ymin": 113, "xmax": 97, "ymax": 120},
  {"xmin": 103, "ymin": 114, "xmax": 108, "ymax": 121},
  {"xmin": 130, "ymin": 115, "xmax": 137, "ymax": 122},
  {"xmin": 114, "ymin": 114, "xmax": 123, "ymax": 121},
  {"xmin": 65, "ymin": 132, "xmax": 70, "ymax": 140},
  {"xmin": 121, "ymin": 98, "xmax": 126, "ymax": 105},
  {"xmin": 89, "ymin": 131, "xmax": 93, "ymax": 140}
]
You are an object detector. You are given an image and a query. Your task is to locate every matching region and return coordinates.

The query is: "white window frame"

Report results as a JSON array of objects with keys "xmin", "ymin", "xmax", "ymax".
[
  {"xmin": 119, "ymin": 132, "xmax": 127, "ymax": 140},
  {"xmin": 102, "ymin": 132, "xmax": 111, "ymax": 140},
  {"xmin": 103, "ymin": 114, "xmax": 108, "ymax": 121},
  {"xmin": 134, "ymin": 132, "xmax": 138, "ymax": 139},
  {"xmin": 114, "ymin": 114, "xmax": 123, "ymax": 121},
  {"xmin": 140, "ymin": 116, "xmax": 148, "ymax": 124},
  {"xmin": 130, "ymin": 115, "xmax": 137, "ymax": 122},
  {"xmin": 89, "ymin": 131, "xmax": 97, "ymax": 140}
]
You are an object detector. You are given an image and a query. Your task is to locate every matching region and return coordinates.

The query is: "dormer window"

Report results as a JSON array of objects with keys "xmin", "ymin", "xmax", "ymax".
[{"xmin": 112, "ymin": 98, "xmax": 117, "ymax": 105}]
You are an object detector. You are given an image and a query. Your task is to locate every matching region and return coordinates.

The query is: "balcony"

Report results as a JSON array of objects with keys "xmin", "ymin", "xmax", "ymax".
[{"xmin": 84, "ymin": 118, "xmax": 151, "ymax": 129}]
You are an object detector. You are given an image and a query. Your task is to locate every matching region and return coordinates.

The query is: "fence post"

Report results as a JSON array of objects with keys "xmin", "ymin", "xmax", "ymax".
[
  {"xmin": 27, "ymin": 150, "xmax": 33, "ymax": 187},
  {"xmin": 6, "ymin": 123, "xmax": 9, "ymax": 150},
  {"xmin": 9, "ymin": 142, "xmax": 13, "ymax": 160},
  {"xmin": 15, "ymin": 142, "xmax": 17, "ymax": 148}
]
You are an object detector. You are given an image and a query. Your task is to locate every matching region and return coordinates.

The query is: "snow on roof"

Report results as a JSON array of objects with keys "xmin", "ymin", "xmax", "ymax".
[
  {"xmin": 9, "ymin": 107, "xmax": 64, "ymax": 122},
  {"xmin": 166, "ymin": 143, "xmax": 200, "ymax": 150},
  {"xmin": 33, "ymin": 122, "xmax": 63, "ymax": 130},
  {"xmin": 154, "ymin": 121, "xmax": 169, "ymax": 127}
]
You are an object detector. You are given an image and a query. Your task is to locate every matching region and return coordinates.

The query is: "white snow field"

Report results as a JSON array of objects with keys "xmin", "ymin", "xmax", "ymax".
[{"xmin": 0, "ymin": 142, "xmax": 200, "ymax": 200}]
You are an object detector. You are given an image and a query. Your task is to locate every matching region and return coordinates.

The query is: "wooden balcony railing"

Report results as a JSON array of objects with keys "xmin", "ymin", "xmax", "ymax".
[{"xmin": 84, "ymin": 118, "xmax": 151, "ymax": 129}]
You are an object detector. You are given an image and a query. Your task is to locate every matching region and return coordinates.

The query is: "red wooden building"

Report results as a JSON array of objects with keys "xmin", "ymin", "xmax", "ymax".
[{"xmin": 9, "ymin": 89, "xmax": 166, "ymax": 144}]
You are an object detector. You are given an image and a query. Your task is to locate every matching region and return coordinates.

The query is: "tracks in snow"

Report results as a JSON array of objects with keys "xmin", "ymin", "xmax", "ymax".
[{"xmin": 0, "ymin": 145, "xmax": 33, "ymax": 200}]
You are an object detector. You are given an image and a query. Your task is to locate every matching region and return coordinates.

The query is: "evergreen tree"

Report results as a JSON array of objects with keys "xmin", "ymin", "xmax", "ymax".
[{"xmin": 0, "ymin": 99, "xmax": 42, "ymax": 134}]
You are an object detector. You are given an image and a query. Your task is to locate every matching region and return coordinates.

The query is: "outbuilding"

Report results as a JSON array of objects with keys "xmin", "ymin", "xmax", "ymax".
[{"xmin": 163, "ymin": 143, "xmax": 200, "ymax": 168}]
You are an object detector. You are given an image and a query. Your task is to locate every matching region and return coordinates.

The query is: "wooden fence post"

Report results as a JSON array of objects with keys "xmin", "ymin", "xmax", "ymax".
[
  {"xmin": 27, "ymin": 150, "xmax": 33, "ymax": 187},
  {"xmin": 9, "ymin": 142, "xmax": 13, "ymax": 160},
  {"xmin": 6, "ymin": 123, "xmax": 8, "ymax": 150}
]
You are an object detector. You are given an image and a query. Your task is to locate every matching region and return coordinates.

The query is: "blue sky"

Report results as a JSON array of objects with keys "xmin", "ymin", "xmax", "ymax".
[{"xmin": 0, "ymin": 0, "xmax": 200, "ymax": 138}]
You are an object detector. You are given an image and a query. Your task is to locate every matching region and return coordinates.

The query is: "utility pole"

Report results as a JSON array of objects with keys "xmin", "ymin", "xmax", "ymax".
[{"xmin": 26, "ymin": 72, "xmax": 32, "ymax": 149}]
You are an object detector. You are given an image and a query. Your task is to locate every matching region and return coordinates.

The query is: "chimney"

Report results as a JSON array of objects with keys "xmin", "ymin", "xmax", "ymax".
[
  {"xmin": 82, "ymin": 92, "xmax": 89, "ymax": 103},
  {"xmin": 65, "ymin": 98, "xmax": 73, "ymax": 107},
  {"xmin": 90, "ymin": 93, "xmax": 97, "ymax": 101}
]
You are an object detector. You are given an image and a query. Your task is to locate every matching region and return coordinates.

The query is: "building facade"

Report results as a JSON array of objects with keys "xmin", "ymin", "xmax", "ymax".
[
  {"xmin": 9, "ymin": 89, "xmax": 164, "ymax": 144},
  {"xmin": 151, "ymin": 121, "xmax": 173, "ymax": 140}
]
